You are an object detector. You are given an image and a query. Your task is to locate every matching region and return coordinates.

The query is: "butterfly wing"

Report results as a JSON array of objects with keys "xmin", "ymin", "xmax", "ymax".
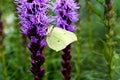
[
  {"xmin": 53, "ymin": 27, "xmax": 77, "ymax": 45},
  {"xmin": 46, "ymin": 30, "xmax": 66, "ymax": 52},
  {"xmin": 46, "ymin": 27, "xmax": 77, "ymax": 52}
]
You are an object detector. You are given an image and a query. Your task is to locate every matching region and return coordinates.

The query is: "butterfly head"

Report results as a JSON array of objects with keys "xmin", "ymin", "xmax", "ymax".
[{"xmin": 46, "ymin": 25, "xmax": 54, "ymax": 36}]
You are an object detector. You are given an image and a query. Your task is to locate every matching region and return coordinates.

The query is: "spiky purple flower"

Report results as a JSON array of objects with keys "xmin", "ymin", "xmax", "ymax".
[
  {"xmin": 15, "ymin": 0, "xmax": 49, "ymax": 36},
  {"xmin": 15, "ymin": 0, "xmax": 49, "ymax": 80},
  {"xmin": 53, "ymin": 0, "xmax": 79, "ymax": 80}
]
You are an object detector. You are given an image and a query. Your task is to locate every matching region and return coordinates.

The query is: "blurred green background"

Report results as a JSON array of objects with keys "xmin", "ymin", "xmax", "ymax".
[{"xmin": 0, "ymin": 0, "xmax": 120, "ymax": 80}]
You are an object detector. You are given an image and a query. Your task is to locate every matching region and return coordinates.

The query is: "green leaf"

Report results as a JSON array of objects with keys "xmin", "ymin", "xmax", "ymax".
[
  {"xmin": 87, "ymin": 1, "xmax": 103, "ymax": 18},
  {"xmin": 96, "ymin": 0, "xmax": 104, "ymax": 5}
]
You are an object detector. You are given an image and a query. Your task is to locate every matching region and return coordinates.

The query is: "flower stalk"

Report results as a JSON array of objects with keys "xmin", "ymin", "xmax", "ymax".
[
  {"xmin": 53, "ymin": 0, "xmax": 79, "ymax": 79},
  {"xmin": 0, "ymin": 10, "xmax": 3, "ymax": 44},
  {"xmin": 104, "ymin": 0, "xmax": 114, "ymax": 80},
  {"xmin": 0, "ymin": 10, "xmax": 9, "ymax": 80},
  {"xmin": 15, "ymin": 0, "xmax": 49, "ymax": 80}
]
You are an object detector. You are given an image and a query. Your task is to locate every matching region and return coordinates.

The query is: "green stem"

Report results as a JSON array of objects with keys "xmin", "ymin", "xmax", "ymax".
[
  {"xmin": 104, "ymin": 0, "xmax": 114, "ymax": 79},
  {"xmin": 107, "ymin": 25, "xmax": 113, "ymax": 80},
  {"xmin": 43, "ymin": 49, "xmax": 48, "ymax": 80},
  {"xmin": 1, "ymin": 49, "xmax": 9, "ymax": 80},
  {"xmin": 76, "ymin": 30, "xmax": 81, "ymax": 79},
  {"xmin": 0, "ymin": 13, "xmax": 9, "ymax": 80},
  {"xmin": 86, "ymin": 0, "xmax": 94, "ymax": 70},
  {"xmin": 75, "ymin": 0, "xmax": 81, "ymax": 79}
]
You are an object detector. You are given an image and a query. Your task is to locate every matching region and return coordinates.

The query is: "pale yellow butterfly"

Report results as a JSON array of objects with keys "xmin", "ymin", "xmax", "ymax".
[{"xmin": 46, "ymin": 25, "xmax": 77, "ymax": 52}]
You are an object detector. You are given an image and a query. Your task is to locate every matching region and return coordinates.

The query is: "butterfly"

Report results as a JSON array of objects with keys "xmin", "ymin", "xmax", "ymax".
[{"xmin": 46, "ymin": 25, "xmax": 77, "ymax": 52}]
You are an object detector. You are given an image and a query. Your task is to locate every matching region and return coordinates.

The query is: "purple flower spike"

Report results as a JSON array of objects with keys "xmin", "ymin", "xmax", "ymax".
[
  {"xmin": 53, "ymin": 0, "xmax": 79, "ymax": 80},
  {"xmin": 15, "ymin": 0, "xmax": 49, "ymax": 36},
  {"xmin": 15, "ymin": 0, "xmax": 49, "ymax": 79}
]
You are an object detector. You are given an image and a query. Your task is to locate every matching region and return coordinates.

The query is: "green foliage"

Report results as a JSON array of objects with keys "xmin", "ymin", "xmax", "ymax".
[{"xmin": 0, "ymin": 0, "xmax": 120, "ymax": 80}]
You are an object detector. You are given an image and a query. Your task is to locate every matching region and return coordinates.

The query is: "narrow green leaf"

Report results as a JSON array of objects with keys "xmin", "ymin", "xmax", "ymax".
[
  {"xmin": 87, "ymin": 1, "xmax": 103, "ymax": 18},
  {"xmin": 96, "ymin": 0, "xmax": 104, "ymax": 5}
]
